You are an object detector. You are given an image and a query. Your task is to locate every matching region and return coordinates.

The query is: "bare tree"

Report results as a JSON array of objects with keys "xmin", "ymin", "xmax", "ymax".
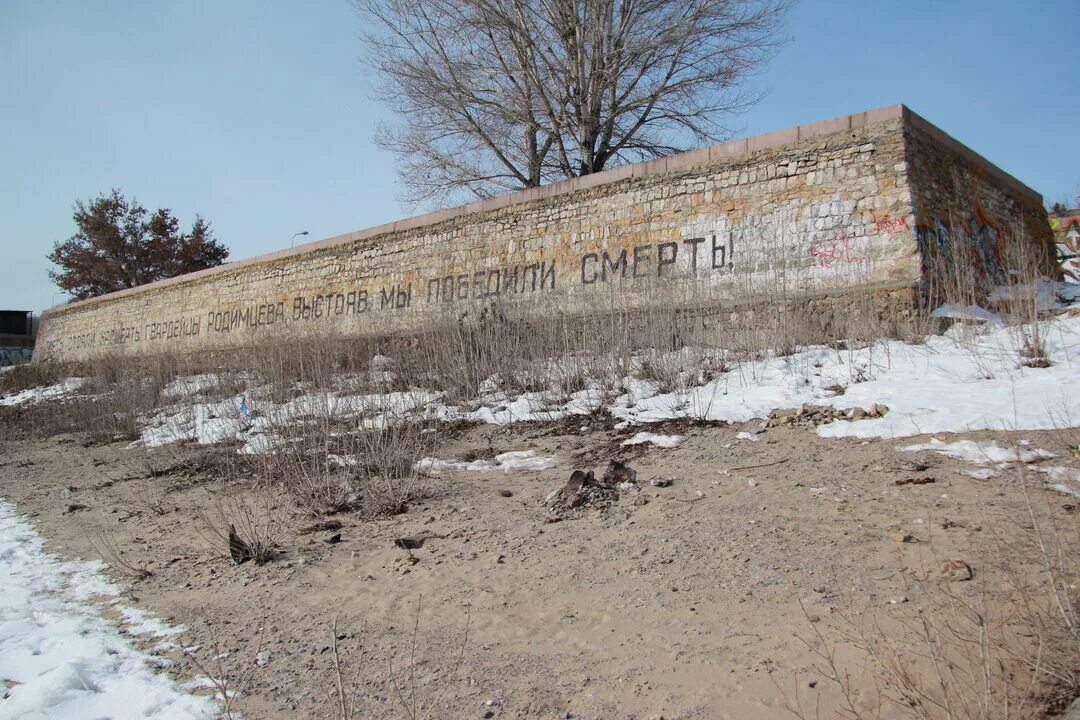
[{"xmin": 355, "ymin": 0, "xmax": 793, "ymax": 206}]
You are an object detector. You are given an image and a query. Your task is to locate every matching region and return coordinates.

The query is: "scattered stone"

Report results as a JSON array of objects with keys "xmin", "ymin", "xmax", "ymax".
[
  {"xmin": 545, "ymin": 470, "xmax": 620, "ymax": 517},
  {"xmin": 324, "ymin": 533, "xmax": 342, "ymax": 544},
  {"xmin": 603, "ymin": 460, "xmax": 637, "ymax": 485},
  {"xmin": 940, "ymin": 559, "xmax": 974, "ymax": 582},
  {"xmin": 498, "ymin": 489, "xmax": 513, "ymax": 498},
  {"xmin": 298, "ymin": 520, "xmax": 343, "ymax": 535},
  {"xmin": 889, "ymin": 531, "xmax": 917, "ymax": 543},
  {"xmin": 767, "ymin": 403, "xmax": 889, "ymax": 428},
  {"xmin": 63, "ymin": 503, "xmax": 87, "ymax": 515},
  {"xmin": 894, "ymin": 477, "xmax": 936, "ymax": 486},
  {"xmin": 747, "ymin": 479, "xmax": 759, "ymax": 488},
  {"xmin": 394, "ymin": 532, "xmax": 436, "ymax": 550},
  {"xmin": 649, "ymin": 477, "xmax": 673, "ymax": 488},
  {"xmin": 255, "ymin": 651, "xmax": 272, "ymax": 667},
  {"xmin": 543, "ymin": 514, "xmax": 562, "ymax": 523},
  {"xmin": 633, "ymin": 495, "xmax": 649, "ymax": 506}
]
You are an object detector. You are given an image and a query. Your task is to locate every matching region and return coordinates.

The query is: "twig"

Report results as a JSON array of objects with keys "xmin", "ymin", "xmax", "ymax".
[
  {"xmin": 727, "ymin": 457, "xmax": 791, "ymax": 473},
  {"xmin": 331, "ymin": 617, "xmax": 350, "ymax": 720}
]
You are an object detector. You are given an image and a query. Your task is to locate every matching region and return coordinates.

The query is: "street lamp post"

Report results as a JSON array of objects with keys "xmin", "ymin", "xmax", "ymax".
[{"xmin": 291, "ymin": 231, "xmax": 309, "ymax": 248}]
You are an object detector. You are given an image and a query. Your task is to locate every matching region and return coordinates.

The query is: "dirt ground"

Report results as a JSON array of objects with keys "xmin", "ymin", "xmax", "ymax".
[{"xmin": 1, "ymin": 417, "xmax": 1077, "ymax": 719}]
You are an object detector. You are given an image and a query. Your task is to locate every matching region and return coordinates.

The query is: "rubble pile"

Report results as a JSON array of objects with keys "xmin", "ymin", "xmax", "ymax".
[{"xmin": 766, "ymin": 402, "xmax": 889, "ymax": 428}]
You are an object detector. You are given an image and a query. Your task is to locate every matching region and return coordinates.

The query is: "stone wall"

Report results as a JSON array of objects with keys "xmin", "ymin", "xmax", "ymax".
[
  {"xmin": 905, "ymin": 113, "xmax": 1057, "ymax": 291},
  {"xmin": 35, "ymin": 105, "xmax": 1047, "ymax": 363}
]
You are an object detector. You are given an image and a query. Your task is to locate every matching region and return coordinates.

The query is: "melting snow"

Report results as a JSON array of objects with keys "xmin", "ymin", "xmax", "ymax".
[
  {"xmin": 0, "ymin": 500, "xmax": 215, "ymax": 719},
  {"xmin": 621, "ymin": 432, "xmax": 685, "ymax": 448},
  {"xmin": 417, "ymin": 450, "xmax": 555, "ymax": 474},
  {"xmin": 899, "ymin": 438, "xmax": 1056, "ymax": 465},
  {"xmin": 0, "ymin": 378, "xmax": 87, "ymax": 407}
]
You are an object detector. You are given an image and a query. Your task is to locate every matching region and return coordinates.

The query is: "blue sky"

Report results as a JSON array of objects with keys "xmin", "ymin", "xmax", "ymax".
[{"xmin": 2, "ymin": 0, "xmax": 1077, "ymax": 313}]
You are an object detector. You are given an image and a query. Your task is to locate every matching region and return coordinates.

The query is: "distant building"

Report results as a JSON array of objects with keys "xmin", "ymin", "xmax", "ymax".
[
  {"xmin": 0, "ymin": 310, "xmax": 34, "ymax": 366},
  {"xmin": 1050, "ymin": 209, "xmax": 1080, "ymax": 281}
]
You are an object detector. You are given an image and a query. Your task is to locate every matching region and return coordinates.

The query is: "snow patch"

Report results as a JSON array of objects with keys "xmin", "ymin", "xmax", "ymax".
[
  {"xmin": 930, "ymin": 304, "xmax": 1004, "ymax": 325},
  {"xmin": 1036, "ymin": 465, "xmax": 1080, "ymax": 497},
  {"xmin": 899, "ymin": 438, "xmax": 1055, "ymax": 465},
  {"xmin": 417, "ymin": 450, "xmax": 555, "ymax": 474},
  {"xmin": 622, "ymin": 432, "xmax": 685, "ymax": 448},
  {"xmin": 0, "ymin": 500, "xmax": 216, "ymax": 719},
  {"xmin": 0, "ymin": 377, "xmax": 87, "ymax": 407},
  {"xmin": 161, "ymin": 374, "xmax": 221, "ymax": 399}
]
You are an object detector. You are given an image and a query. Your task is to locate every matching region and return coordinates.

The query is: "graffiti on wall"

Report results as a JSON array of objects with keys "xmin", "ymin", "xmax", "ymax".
[
  {"xmin": 42, "ymin": 200, "xmax": 915, "ymax": 358},
  {"xmin": 44, "ymin": 228, "xmax": 741, "ymax": 357},
  {"xmin": 809, "ymin": 234, "xmax": 868, "ymax": 269},
  {"xmin": 914, "ymin": 205, "xmax": 1010, "ymax": 286},
  {"xmin": 0, "ymin": 347, "xmax": 32, "ymax": 367}
]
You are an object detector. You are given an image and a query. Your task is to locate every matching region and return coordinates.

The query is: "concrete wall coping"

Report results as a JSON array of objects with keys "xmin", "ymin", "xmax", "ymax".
[{"xmin": 43, "ymin": 103, "xmax": 1039, "ymax": 318}]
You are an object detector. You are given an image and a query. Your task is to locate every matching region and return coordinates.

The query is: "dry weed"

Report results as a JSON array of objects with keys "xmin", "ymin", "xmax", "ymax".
[{"xmin": 778, "ymin": 463, "xmax": 1079, "ymax": 719}]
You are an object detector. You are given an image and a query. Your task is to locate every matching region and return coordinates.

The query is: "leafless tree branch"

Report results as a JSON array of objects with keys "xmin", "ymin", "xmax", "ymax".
[{"xmin": 355, "ymin": 0, "xmax": 793, "ymax": 206}]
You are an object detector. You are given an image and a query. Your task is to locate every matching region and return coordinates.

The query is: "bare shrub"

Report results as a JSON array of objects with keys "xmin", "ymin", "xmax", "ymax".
[
  {"xmin": 86, "ymin": 531, "xmax": 153, "ymax": 582},
  {"xmin": 276, "ymin": 415, "xmax": 436, "ymax": 518},
  {"xmin": 198, "ymin": 480, "xmax": 295, "ymax": 565}
]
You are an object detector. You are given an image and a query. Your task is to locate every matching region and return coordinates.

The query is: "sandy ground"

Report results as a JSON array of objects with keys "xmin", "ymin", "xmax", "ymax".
[{"xmin": 1, "ymin": 418, "xmax": 1077, "ymax": 719}]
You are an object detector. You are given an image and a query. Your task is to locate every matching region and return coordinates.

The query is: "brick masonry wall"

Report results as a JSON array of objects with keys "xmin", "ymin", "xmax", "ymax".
[{"xmin": 34, "ymin": 106, "xmax": 1047, "ymax": 363}]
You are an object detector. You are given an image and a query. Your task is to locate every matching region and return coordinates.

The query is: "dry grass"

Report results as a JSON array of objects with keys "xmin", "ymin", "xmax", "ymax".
[{"xmin": 775, "ymin": 463, "xmax": 1079, "ymax": 720}]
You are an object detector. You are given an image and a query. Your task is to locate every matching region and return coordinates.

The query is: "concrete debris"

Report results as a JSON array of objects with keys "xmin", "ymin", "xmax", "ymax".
[{"xmin": 545, "ymin": 469, "xmax": 620, "ymax": 517}]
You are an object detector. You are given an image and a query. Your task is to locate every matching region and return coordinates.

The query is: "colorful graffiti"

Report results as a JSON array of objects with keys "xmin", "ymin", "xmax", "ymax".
[
  {"xmin": 809, "ymin": 229, "xmax": 869, "ymax": 269},
  {"xmin": 0, "ymin": 347, "xmax": 32, "ymax": 367},
  {"xmin": 914, "ymin": 205, "xmax": 1012, "ymax": 286},
  {"xmin": 1051, "ymin": 213, "xmax": 1080, "ymax": 281},
  {"xmin": 870, "ymin": 215, "xmax": 910, "ymax": 234}
]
